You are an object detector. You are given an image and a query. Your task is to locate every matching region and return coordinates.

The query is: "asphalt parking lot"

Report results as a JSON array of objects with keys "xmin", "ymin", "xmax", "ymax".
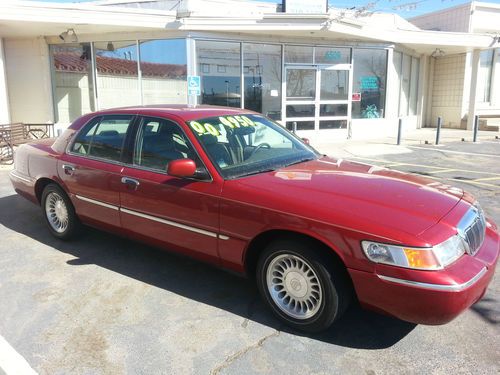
[{"xmin": 0, "ymin": 138, "xmax": 499, "ymax": 375}]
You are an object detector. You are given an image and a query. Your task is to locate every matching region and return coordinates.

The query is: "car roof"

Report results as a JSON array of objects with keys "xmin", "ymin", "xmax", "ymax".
[{"xmin": 92, "ymin": 104, "xmax": 258, "ymax": 122}]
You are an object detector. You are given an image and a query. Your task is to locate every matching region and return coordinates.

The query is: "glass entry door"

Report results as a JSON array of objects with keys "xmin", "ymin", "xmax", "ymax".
[{"xmin": 285, "ymin": 65, "xmax": 351, "ymax": 135}]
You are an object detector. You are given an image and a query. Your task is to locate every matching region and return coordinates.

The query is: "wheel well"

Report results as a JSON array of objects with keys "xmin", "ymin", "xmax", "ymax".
[
  {"xmin": 244, "ymin": 230, "xmax": 349, "ymax": 280},
  {"xmin": 34, "ymin": 178, "xmax": 58, "ymax": 204}
]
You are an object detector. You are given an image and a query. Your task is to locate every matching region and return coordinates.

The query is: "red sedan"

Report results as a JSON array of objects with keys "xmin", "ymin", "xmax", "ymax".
[{"xmin": 9, "ymin": 105, "xmax": 499, "ymax": 332}]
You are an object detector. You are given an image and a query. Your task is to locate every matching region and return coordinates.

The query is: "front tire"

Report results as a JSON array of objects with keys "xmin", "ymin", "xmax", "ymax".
[
  {"xmin": 41, "ymin": 184, "xmax": 81, "ymax": 240},
  {"xmin": 256, "ymin": 239, "xmax": 350, "ymax": 333}
]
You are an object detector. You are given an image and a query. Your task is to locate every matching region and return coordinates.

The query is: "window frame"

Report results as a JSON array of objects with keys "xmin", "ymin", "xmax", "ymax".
[{"xmin": 66, "ymin": 114, "xmax": 137, "ymax": 165}]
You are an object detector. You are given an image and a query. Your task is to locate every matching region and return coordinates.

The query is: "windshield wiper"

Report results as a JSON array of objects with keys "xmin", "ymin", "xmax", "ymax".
[
  {"xmin": 236, "ymin": 167, "xmax": 277, "ymax": 178},
  {"xmin": 283, "ymin": 157, "xmax": 315, "ymax": 167}
]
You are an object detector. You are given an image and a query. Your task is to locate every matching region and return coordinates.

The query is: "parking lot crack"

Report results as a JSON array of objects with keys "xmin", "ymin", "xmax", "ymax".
[{"xmin": 210, "ymin": 330, "xmax": 280, "ymax": 375}]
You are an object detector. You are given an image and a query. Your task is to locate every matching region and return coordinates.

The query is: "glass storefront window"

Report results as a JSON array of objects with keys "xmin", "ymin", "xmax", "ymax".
[
  {"xmin": 320, "ymin": 70, "xmax": 349, "ymax": 100},
  {"xmin": 94, "ymin": 41, "xmax": 140, "ymax": 109},
  {"xmin": 286, "ymin": 104, "xmax": 315, "ymax": 118},
  {"xmin": 139, "ymin": 39, "xmax": 187, "ymax": 105},
  {"xmin": 352, "ymin": 49, "xmax": 387, "ymax": 119},
  {"xmin": 243, "ymin": 43, "xmax": 282, "ymax": 120},
  {"xmin": 286, "ymin": 121, "xmax": 315, "ymax": 131},
  {"xmin": 197, "ymin": 41, "xmax": 241, "ymax": 108},
  {"xmin": 394, "ymin": 51, "xmax": 402, "ymax": 116},
  {"xmin": 319, "ymin": 120, "xmax": 347, "ymax": 129},
  {"xmin": 409, "ymin": 57, "xmax": 420, "ymax": 116},
  {"xmin": 286, "ymin": 69, "xmax": 316, "ymax": 100},
  {"xmin": 478, "ymin": 49, "xmax": 495, "ymax": 103},
  {"xmin": 51, "ymin": 44, "xmax": 96, "ymax": 123},
  {"xmin": 399, "ymin": 53, "xmax": 411, "ymax": 117},
  {"xmin": 285, "ymin": 45, "xmax": 313, "ymax": 64},
  {"xmin": 315, "ymin": 47, "xmax": 350, "ymax": 64}
]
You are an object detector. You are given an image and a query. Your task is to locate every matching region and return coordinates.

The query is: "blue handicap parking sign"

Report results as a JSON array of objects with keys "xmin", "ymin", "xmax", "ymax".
[{"xmin": 188, "ymin": 75, "xmax": 201, "ymax": 96}]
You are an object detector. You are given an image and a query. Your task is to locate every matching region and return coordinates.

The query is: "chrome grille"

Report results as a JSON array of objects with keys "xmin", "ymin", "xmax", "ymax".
[{"xmin": 457, "ymin": 205, "xmax": 486, "ymax": 256}]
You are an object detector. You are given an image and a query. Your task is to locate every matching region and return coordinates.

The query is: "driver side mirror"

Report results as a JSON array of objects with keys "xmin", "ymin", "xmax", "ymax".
[{"xmin": 167, "ymin": 159, "xmax": 197, "ymax": 178}]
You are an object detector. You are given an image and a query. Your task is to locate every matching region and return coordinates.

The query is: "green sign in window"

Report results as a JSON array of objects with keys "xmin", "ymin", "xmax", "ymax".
[{"xmin": 360, "ymin": 76, "xmax": 379, "ymax": 90}]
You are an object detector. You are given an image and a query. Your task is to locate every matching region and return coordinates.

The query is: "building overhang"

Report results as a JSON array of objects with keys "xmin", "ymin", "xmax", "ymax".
[
  {"xmin": 0, "ymin": 0, "xmax": 499, "ymax": 56},
  {"xmin": 0, "ymin": 1, "xmax": 177, "ymax": 38}
]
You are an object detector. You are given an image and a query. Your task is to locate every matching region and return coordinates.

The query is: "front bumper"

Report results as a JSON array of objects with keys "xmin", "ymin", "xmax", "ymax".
[{"xmin": 349, "ymin": 225, "xmax": 499, "ymax": 325}]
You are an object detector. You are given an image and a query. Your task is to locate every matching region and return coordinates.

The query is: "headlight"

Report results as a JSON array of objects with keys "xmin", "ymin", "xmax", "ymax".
[{"xmin": 362, "ymin": 234, "xmax": 466, "ymax": 270}]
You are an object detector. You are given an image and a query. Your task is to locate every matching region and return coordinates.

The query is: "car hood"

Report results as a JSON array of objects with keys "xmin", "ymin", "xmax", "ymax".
[{"xmin": 232, "ymin": 156, "xmax": 464, "ymax": 243}]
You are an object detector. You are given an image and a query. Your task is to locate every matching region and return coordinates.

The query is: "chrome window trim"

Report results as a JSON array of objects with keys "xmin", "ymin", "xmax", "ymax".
[
  {"xmin": 65, "ymin": 114, "xmax": 136, "ymax": 164},
  {"xmin": 377, "ymin": 267, "xmax": 487, "ymax": 292},
  {"xmin": 75, "ymin": 194, "xmax": 119, "ymax": 211},
  {"xmin": 65, "ymin": 114, "xmax": 214, "ymax": 183}
]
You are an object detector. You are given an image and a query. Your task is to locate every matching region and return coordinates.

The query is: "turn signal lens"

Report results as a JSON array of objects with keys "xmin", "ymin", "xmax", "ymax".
[{"xmin": 403, "ymin": 248, "xmax": 440, "ymax": 269}]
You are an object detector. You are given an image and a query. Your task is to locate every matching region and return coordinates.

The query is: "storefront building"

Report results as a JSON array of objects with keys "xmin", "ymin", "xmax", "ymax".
[{"xmin": 0, "ymin": 0, "xmax": 499, "ymax": 142}]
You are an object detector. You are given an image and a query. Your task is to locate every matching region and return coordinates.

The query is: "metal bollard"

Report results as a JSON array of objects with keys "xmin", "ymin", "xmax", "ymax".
[
  {"xmin": 397, "ymin": 118, "xmax": 403, "ymax": 145},
  {"xmin": 473, "ymin": 115, "xmax": 479, "ymax": 142},
  {"xmin": 292, "ymin": 121, "xmax": 297, "ymax": 134},
  {"xmin": 435, "ymin": 116, "xmax": 442, "ymax": 145}
]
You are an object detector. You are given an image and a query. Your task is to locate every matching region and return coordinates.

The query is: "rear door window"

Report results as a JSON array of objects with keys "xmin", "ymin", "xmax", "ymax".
[{"xmin": 71, "ymin": 115, "xmax": 134, "ymax": 162}]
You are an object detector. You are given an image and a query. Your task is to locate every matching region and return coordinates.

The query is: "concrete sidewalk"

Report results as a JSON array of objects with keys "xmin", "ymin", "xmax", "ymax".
[{"xmin": 313, "ymin": 127, "xmax": 500, "ymax": 159}]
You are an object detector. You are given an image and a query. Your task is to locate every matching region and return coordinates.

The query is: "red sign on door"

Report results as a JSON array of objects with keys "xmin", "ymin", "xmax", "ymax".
[{"xmin": 352, "ymin": 93, "xmax": 361, "ymax": 102}]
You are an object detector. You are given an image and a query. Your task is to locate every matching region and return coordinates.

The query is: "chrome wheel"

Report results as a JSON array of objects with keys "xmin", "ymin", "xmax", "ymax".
[
  {"xmin": 266, "ymin": 253, "xmax": 323, "ymax": 320},
  {"xmin": 45, "ymin": 192, "xmax": 69, "ymax": 233}
]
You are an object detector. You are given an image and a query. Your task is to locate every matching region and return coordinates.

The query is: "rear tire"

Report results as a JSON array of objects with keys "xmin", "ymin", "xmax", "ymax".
[
  {"xmin": 256, "ymin": 239, "xmax": 350, "ymax": 333},
  {"xmin": 41, "ymin": 183, "xmax": 81, "ymax": 240}
]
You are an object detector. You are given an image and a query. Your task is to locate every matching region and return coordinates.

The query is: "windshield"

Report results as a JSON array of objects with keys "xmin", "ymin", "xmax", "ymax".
[{"xmin": 187, "ymin": 114, "xmax": 319, "ymax": 179}]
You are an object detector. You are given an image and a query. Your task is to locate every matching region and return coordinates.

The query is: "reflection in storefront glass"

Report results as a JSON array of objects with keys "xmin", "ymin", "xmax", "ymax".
[
  {"xmin": 94, "ymin": 41, "xmax": 140, "ymax": 109},
  {"xmin": 51, "ymin": 43, "xmax": 96, "ymax": 123},
  {"xmin": 139, "ymin": 39, "xmax": 187, "ymax": 105},
  {"xmin": 285, "ymin": 45, "xmax": 314, "ymax": 64},
  {"xmin": 243, "ymin": 43, "xmax": 282, "ymax": 120},
  {"xmin": 320, "ymin": 70, "xmax": 349, "ymax": 100},
  {"xmin": 286, "ymin": 69, "xmax": 316, "ymax": 100},
  {"xmin": 197, "ymin": 41, "xmax": 241, "ymax": 108}
]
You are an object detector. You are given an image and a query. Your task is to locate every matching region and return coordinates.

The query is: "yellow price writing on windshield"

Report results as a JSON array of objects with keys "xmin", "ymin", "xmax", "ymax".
[
  {"xmin": 219, "ymin": 116, "xmax": 257, "ymax": 129},
  {"xmin": 189, "ymin": 121, "xmax": 221, "ymax": 137}
]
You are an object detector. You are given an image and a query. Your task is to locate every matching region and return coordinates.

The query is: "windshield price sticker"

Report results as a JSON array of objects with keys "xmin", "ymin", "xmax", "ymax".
[
  {"xmin": 190, "ymin": 116, "xmax": 257, "ymax": 136},
  {"xmin": 219, "ymin": 116, "xmax": 256, "ymax": 128},
  {"xmin": 189, "ymin": 121, "xmax": 221, "ymax": 137}
]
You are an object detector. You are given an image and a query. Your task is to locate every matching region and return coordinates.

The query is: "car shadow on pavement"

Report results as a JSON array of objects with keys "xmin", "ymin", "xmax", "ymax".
[{"xmin": 0, "ymin": 193, "xmax": 416, "ymax": 349}]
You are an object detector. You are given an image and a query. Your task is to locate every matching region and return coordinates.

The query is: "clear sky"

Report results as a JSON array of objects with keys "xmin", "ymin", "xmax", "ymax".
[{"xmin": 27, "ymin": 0, "xmax": 500, "ymax": 18}]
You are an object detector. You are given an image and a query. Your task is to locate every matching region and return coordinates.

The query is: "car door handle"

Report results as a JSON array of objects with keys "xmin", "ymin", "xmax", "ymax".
[
  {"xmin": 121, "ymin": 177, "xmax": 140, "ymax": 189},
  {"xmin": 62, "ymin": 164, "xmax": 75, "ymax": 176}
]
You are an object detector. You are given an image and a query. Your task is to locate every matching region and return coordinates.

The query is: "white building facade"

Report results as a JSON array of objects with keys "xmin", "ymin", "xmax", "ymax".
[
  {"xmin": 0, "ymin": 0, "xmax": 499, "ymax": 142},
  {"xmin": 410, "ymin": 1, "xmax": 500, "ymax": 130}
]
